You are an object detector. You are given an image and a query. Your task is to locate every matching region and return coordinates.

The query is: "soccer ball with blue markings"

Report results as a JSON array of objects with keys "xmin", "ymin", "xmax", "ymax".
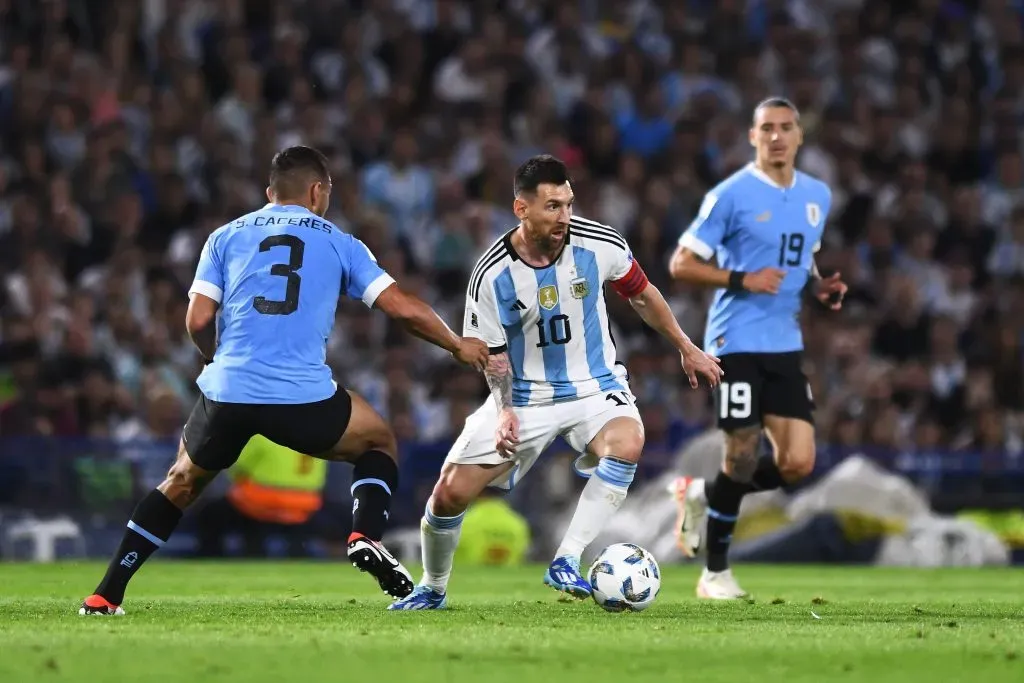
[{"xmin": 588, "ymin": 543, "xmax": 661, "ymax": 612}]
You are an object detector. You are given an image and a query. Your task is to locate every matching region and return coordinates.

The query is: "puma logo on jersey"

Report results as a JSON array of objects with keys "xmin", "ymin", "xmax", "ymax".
[{"xmin": 756, "ymin": 211, "xmax": 772, "ymax": 222}]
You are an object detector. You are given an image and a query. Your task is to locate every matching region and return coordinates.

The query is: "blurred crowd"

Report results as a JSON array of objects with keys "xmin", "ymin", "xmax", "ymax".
[{"xmin": 1, "ymin": 0, "xmax": 1023, "ymax": 473}]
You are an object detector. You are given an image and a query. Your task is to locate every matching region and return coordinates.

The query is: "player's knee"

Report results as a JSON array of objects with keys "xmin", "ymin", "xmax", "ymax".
[
  {"xmin": 430, "ymin": 472, "xmax": 476, "ymax": 516},
  {"xmin": 159, "ymin": 461, "xmax": 206, "ymax": 507},
  {"xmin": 368, "ymin": 427, "xmax": 398, "ymax": 461},
  {"xmin": 777, "ymin": 445, "xmax": 815, "ymax": 482},
  {"xmin": 724, "ymin": 426, "xmax": 761, "ymax": 483},
  {"xmin": 609, "ymin": 426, "xmax": 645, "ymax": 463}
]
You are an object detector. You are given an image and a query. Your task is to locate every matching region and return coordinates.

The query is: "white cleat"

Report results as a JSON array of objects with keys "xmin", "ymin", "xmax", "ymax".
[
  {"xmin": 668, "ymin": 476, "xmax": 706, "ymax": 558},
  {"xmin": 696, "ymin": 568, "xmax": 749, "ymax": 600}
]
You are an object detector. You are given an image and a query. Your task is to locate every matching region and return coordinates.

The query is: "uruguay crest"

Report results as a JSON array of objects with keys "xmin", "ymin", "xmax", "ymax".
[
  {"xmin": 538, "ymin": 285, "xmax": 558, "ymax": 310},
  {"xmin": 806, "ymin": 203, "xmax": 822, "ymax": 227}
]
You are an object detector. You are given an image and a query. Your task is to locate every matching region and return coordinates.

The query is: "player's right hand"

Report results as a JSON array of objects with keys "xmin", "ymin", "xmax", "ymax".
[
  {"xmin": 742, "ymin": 267, "xmax": 786, "ymax": 294},
  {"xmin": 454, "ymin": 337, "xmax": 489, "ymax": 371},
  {"xmin": 680, "ymin": 344, "xmax": 724, "ymax": 389},
  {"xmin": 495, "ymin": 408, "xmax": 520, "ymax": 458}
]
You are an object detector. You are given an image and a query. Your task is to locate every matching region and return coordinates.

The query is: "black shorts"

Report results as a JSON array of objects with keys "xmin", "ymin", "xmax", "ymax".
[
  {"xmin": 182, "ymin": 388, "xmax": 353, "ymax": 471},
  {"xmin": 714, "ymin": 352, "xmax": 814, "ymax": 432}
]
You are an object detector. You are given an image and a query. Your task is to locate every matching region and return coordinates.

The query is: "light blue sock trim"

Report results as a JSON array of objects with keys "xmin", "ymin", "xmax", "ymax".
[
  {"xmin": 127, "ymin": 520, "xmax": 164, "ymax": 547},
  {"xmin": 595, "ymin": 457, "xmax": 637, "ymax": 488},
  {"xmin": 424, "ymin": 505, "xmax": 465, "ymax": 530},
  {"xmin": 351, "ymin": 477, "xmax": 392, "ymax": 496}
]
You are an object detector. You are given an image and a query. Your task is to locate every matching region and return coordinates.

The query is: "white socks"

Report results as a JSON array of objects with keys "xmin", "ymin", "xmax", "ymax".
[
  {"xmin": 555, "ymin": 457, "xmax": 636, "ymax": 560},
  {"xmin": 421, "ymin": 502, "xmax": 464, "ymax": 593}
]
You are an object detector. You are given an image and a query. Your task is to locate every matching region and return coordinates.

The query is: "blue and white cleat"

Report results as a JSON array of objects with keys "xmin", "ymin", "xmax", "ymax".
[
  {"xmin": 543, "ymin": 555, "xmax": 592, "ymax": 599},
  {"xmin": 387, "ymin": 585, "xmax": 448, "ymax": 610}
]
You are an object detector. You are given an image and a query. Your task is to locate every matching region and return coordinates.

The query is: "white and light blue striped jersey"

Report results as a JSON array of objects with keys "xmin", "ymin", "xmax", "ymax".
[{"xmin": 463, "ymin": 216, "xmax": 637, "ymax": 407}]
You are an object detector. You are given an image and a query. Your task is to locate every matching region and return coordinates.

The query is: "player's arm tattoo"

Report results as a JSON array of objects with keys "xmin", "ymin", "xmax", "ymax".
[
  {"xmin": 724, "ymin": 426, "xmax": 761, "ymax": 483},
  {"xmin": 485, "ymin": 352, "xmax": 514, "ymax": 410}
]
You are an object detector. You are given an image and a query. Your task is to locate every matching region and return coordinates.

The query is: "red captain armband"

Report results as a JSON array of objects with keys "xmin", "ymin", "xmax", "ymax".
[{"xmin": 610, "ymin": 259, "xmax": 649, "ymax": 299}]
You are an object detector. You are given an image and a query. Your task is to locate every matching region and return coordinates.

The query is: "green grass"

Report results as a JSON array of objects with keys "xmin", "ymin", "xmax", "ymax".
[{"xmin": 0, "ymin": 562, "xmax": 1022, "ymax": 683}]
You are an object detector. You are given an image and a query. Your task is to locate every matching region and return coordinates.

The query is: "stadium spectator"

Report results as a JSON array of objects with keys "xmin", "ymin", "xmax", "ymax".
[{"xmin": 1, "ymin": 0, "xmax": 1023, "ymax": 524}]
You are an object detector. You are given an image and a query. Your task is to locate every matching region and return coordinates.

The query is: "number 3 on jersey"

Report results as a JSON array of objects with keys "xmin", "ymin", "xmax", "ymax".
[
  {"xmin": 719, "ymin": 381, "xmax": 752, "ymax": 419},
  {"xmin": 254, "ymin": 234, "xmax": 304, "ymax": 315}
]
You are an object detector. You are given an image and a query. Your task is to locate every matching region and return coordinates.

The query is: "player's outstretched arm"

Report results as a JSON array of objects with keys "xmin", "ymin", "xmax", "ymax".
[
  {"xmin": 669, "ymin": 246, "xmax": 784, "ymax": 294},
  {"xmin": 185, "ymin": 293, "xmax": 219, "ymax": 363},
  {"xmin": 372, "ymin": 284, "xmax": 489, "ymax": 370},
  {"xmin": 626, "ymin": 282, "xmax": 723, "ymax": 389}
]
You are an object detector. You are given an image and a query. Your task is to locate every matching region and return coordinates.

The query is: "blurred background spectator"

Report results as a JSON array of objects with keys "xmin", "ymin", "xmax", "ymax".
[{"xmin": 1, "ymin": 0, "xmax": 1023, "ymax": 557}]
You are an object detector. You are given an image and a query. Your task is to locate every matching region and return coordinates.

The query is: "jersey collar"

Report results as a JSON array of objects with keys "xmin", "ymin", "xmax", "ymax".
[
  {"xmin": 503, "ymin": 223, "xmax": 570, "ymax": 270},
  {"xmin": 263, "ymin": 203, "xmax": 310, "ymax": 212},
  {"xmin": 747, "ymin": 162, "xmax": 797, "ymax": 189}
]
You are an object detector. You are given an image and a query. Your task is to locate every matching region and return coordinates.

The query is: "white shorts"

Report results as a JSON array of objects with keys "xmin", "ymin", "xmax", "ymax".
[{"xmin": 445, "ymin": 388, "xmax": 643, "ymax": 491}]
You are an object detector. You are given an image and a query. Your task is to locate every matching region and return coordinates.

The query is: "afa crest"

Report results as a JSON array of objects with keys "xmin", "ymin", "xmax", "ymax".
[
  {"xmin": 806, "ymin": 203, "xmax": 822, "ymax": 227},
  {"xmin": 570, "ymin": 276, "xmax": 590, "ymax": 299},
  {"xmin": 538, "ymin": 285, "xmax": 559, "ymax": 310}
]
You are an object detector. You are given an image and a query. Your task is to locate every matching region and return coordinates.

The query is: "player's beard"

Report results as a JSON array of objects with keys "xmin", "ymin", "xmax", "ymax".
[{"xmin": 537, "ymin": 227, "xmax": 567, "ymax": 254}]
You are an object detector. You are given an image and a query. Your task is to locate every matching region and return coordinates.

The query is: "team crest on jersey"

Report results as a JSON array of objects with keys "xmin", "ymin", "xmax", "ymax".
[
  {"xmin": 570, "ymin": 276, "xmax": 590, "ymax": 299},
  {"xmin": 806, "ymin": 203, "xmax": 822, "ymax": 227},
  {"xmin": 538, "ymin": 285, "xmax": 559, "ymax": 310}
]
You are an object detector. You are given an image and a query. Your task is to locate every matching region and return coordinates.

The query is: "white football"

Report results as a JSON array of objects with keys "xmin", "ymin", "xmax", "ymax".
[{"xmin": 588, "ymin": 543, "xmax": 661, "ymax": 612}]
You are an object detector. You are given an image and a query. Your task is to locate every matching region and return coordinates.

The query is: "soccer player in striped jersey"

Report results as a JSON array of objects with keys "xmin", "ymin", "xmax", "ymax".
[{"xmin": 390, "ymin": 155, "xmax": 723, "ymax": 610}]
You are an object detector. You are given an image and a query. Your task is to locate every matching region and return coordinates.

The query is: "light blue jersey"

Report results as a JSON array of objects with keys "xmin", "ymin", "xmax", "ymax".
[
  {"xmin": 463, "ymin": 217, "xmax": 635, "ymax": 407},
  {"xmin": 679, "ymin": 163, "xmax": 831, "ymax": 355},
  {"xmin": 189, "ymin": 203, "xmax": 395, "ymax": 404}
]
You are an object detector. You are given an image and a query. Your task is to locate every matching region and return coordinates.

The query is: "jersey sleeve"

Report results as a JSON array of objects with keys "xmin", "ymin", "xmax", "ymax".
[
  {"xmin": 679, "ymin": 190, "xmax": 732, "ymax": 260},
  {"xmin": 189, "ymin": 231, "xmax": 225, "ymax": 303},
  {"xmin": 602, "ymin": 234, "xmax": 650, "ymax": 299},
  {"xmin": 463, "ymin": 277, "xmax": 507, "ymax": 353},
  {"xmin": 343, "ymin": 237, "xmax": 396, "ymax": 307}
]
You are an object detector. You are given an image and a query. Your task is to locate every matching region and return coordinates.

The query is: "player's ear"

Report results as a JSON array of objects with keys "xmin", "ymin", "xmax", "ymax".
[
  {"xmin": 513, "ymin": 195, "xmax": 529, "ymax": 221},
  {"xmin": 265, "ymin": 186, "xmax": 273, "ymax": 202},
  {"xmin": 748, "ymin": 127, "xmax": 757, "ymax": 148}
]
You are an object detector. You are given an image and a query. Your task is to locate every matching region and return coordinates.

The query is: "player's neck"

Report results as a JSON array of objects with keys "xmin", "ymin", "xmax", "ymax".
[
  {"xmin": 271, "ymin": 198, "xmax": 313, "ymax": 212},
  {"xmin": 753, "ymin": 160, "xmax": 795, "ymax": 188},
  {"xmin": 511, "ymin": 225, "xmax": 560, "ymax": 267}
]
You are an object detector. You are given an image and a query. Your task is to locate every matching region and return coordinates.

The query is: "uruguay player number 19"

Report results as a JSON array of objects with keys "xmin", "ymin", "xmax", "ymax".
[
  {"xmin": 777, "ymin": 233, "xmax": 804, "ymax": 267},
  {"xmin": 719, "ymin": 381, "xmax": 752, "ymax": 419},
  {"xmin": 254, "ymin": 234, "xmax": 305, "ymax": 315}
]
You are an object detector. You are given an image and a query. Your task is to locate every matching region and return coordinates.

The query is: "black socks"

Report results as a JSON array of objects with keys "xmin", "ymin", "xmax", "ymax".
[
  {"xmin": 95, "ymin": 489, "xmax": 183, "ymax": 604},
  {"xmin": 349, "ymin": 451, "xmax": 398, "ymax": 541},
  {"xmin": 704, "ymin": 471, "xmax": 747, "ymax": 573}
]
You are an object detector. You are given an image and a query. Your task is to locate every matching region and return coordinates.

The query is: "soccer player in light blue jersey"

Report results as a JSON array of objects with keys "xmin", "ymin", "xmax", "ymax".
[
  {"xmin": 390, "ymin": 155, "xmax": 723, "ymax": 610},
  {"xmin": 80, "ymin": 146, "xmax": 489, "ymax": 615},
  {"xmin": 668, "ymin": 98, "xmax": 848, "ymax": 599}
]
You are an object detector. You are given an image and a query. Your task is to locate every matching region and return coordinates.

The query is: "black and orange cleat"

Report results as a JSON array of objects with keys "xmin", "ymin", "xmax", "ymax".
[
  {"xmin": 347, "ymin": 532, "xmax": 414, "ymax": 599},
  {"xmin": 79, "ymin": 594, "xmax": 125, "ymax": 616}
]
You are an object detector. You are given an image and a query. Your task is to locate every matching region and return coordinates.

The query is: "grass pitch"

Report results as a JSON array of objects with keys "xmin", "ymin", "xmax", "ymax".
[{"xmin": 0, "ymin": 562, "xmax": 1021, "ymax": 683}]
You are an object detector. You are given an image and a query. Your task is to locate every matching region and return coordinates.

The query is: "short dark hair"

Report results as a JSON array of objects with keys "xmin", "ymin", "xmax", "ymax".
[
  {"xmin": 513, "ymin": 155, "xmax": 570, "ymax": 197},
  {"xmin": 752, "ymin": 97, "xmax": 800, "ymax": 125},
  {"xmin": 269, "ymin": 146, "xmax": 330, "ymax": 198}
]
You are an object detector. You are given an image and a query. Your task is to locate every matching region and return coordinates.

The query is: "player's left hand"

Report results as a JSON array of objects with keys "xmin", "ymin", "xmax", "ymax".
[
  {"xmin": 814, "ymin": 272, "xmax": 848, "ymax": 310},
  {"xmin": 679, "ymin": 344, "xmax": 724, "ymax": 389}
]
